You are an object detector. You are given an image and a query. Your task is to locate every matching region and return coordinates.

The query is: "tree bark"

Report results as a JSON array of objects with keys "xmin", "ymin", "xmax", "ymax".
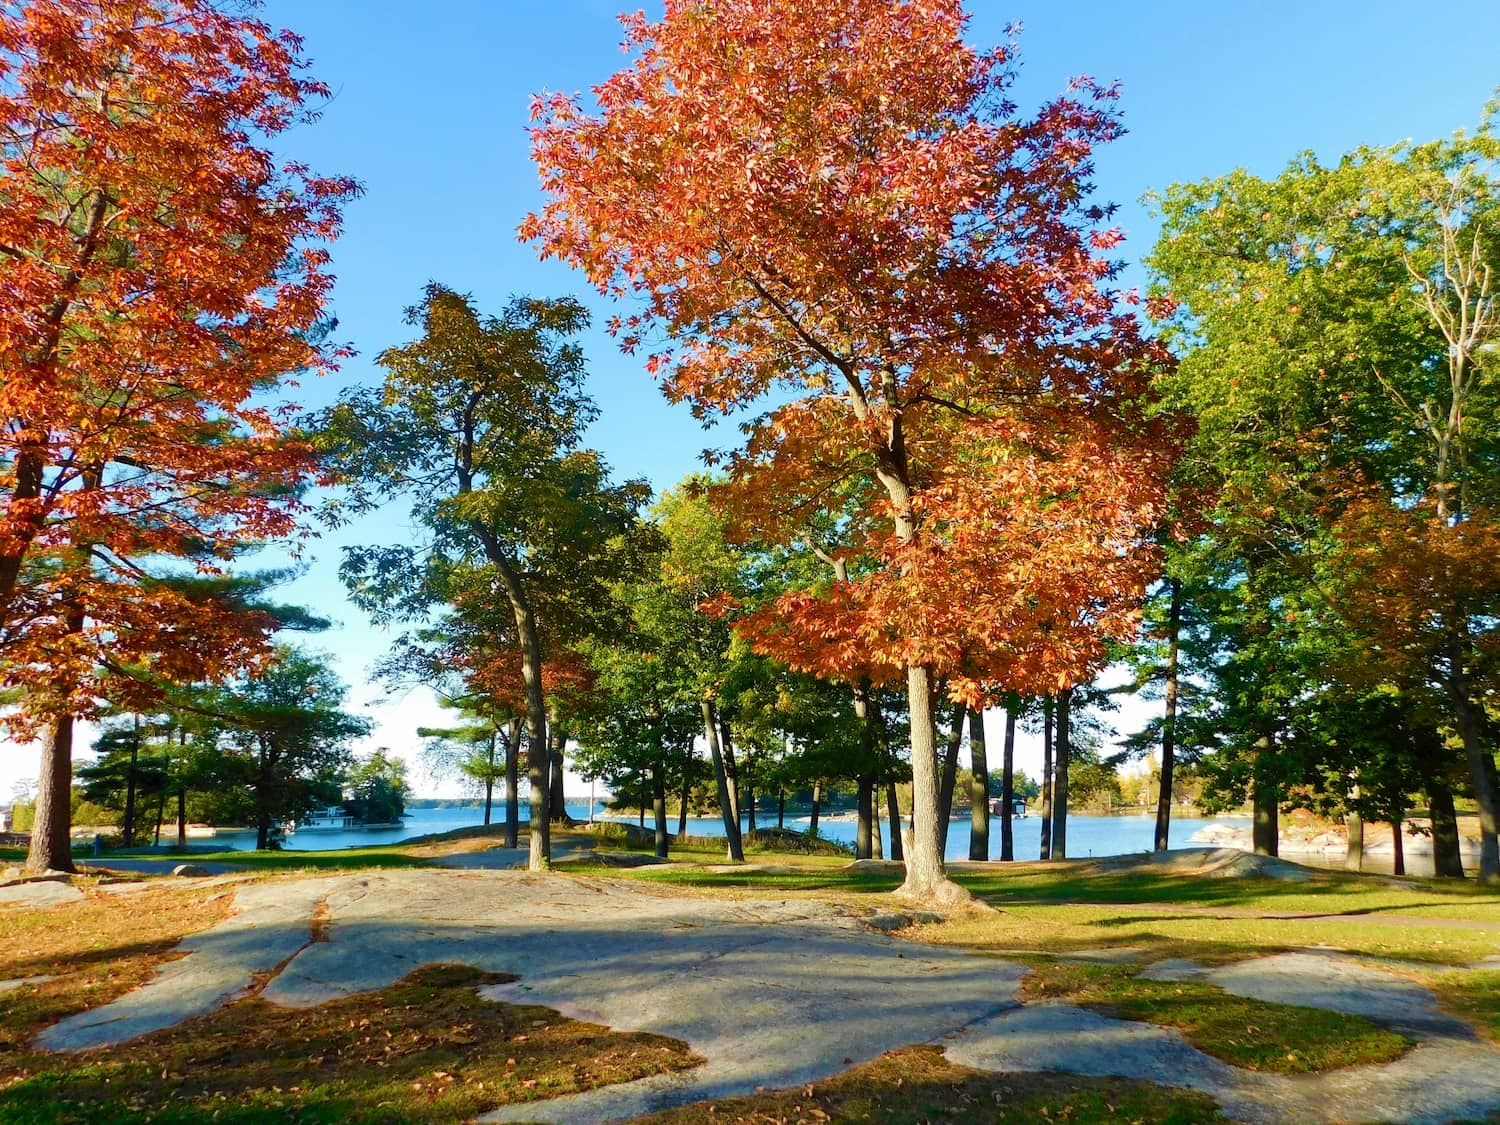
[
  {"xmin": 504, "ymin": 718, "xmax": 520, "ymax": 849},
  {"xmin": 123, "ymin": 716, "xmax": 140, "ymax": 849},
  {"xmin": 652, "ymin": 761, "xmax": 669, "ymax": 860},
  {"xmin": 856, "ymin": 774, "xmax": 874, "ymax": 860},
  {"xmin": 1428, "ymin": 779, "xmax": 1465, "ymax": 878},
  {"xmin": 809, "ymin": 780, "xmax": 822, "ymax": 838},
  {"xmin": 1251, "ymin": 731, "xmax": 1279, "ymax": 858},
  {"xmin": 1039, "ymin": 699, "xmax": 1054, "ymax": 860},
  {"xmin": 483, "ymin": 729, "xmax": 496, "ymax": 827},
  {"xmin": 743, "ymin": 761, "xmax": 756, "ymax": 835},
  {"xmin": 937, "ymin": 699, "xmax": 966, "ymax": 853},
  {"xmin": 968, "ymin": 708, "xmax": 989, "ymax": 861},
  {"xmin": 777, "ymin": 789, "xmax": 785, "ymax": 830},
  {"xmin": 1344, "ymin": 783, "xmax": 1363, "ymax": 872},
  {"xmin": 548, "ymin": 717, "xmax": 569, "ymax": 826},
  {"xmin": 26, "ymin": 716, "xmax": 76, "ymax": 874},
  {"xmin": 1155, "ymin": 577, "xmax": 1182, "ymax": 852},
  {"xmin": 678, "ymin": 763, "xmax": 691, "ymax": 836},
  {"xmin": 176, "ymin": 778, "xmax": 187, "ymax": 851},
  {"xmin": 702, "ymin": 699, "xmax": 743, "ymax": 860},
  {"xmin": 1449, "ymin": 648, "xmax": 1500, "ymax": 882},
  {"xmin": 886, "ymin": 784, "xmax": 904, "ymax": 861},
  {"xmin": 1390, "ymin": 816, "xmax": 1406, "ymax": 877},
  {"xmin": 898, "ymin": 663, "xmax": 952, "ymax": 901},
  {"xmin": 719, "ymin": 714, "xmax": 742, "ymax": 827},
  {"xmin": 1052, "ymin": 689, "xmax": 1071, "ymax": 860},
  {"xmin": 1000, "ymin": 704, "xmax": 1016, "ymax": 862},
  {"xmin": 871, "ymin": 780, "xmax": 883, "ymax": 859}
]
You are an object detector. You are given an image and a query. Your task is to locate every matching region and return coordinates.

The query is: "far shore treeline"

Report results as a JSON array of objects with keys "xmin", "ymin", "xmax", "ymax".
[{"xmin": 2, "ymin": 0, "xmax": 1498, "ymax": 894}]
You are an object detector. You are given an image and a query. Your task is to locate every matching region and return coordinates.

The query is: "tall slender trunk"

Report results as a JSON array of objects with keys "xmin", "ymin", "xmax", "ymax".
[
  {"xmin": 719, "ymin": 715, "xmax": 742, "ymax": 826},
  {"xmin": 809, "ymin": 780, "xmax": 822, "ymax": 837},
  {"xmin": 1039, "ymin": 700, "xmax": 1054, "ymax": 860},
  {"xmin": 886, "ymin": 784, "xmax": 904, "ymax": 861},
  {"xmin": 678, "ymin": 763, "xmax": 691, "ymax": 836},
  {"xmin": 254, "ymin": 739, "xmax": 273, "ymax": 851},
  {"xmin": 1450, "ymin": 644, "xmax": 1500, "ymax": 882},
  {"xmin": 123, "ymin": 716, "xmax": 140, "ymax": 849},
  {"xmin": 652, "ymin": 758, "xmax": 669, "ymax": 860},
  {"xmin": 743, "ymin": 759, "xmax": 756, "ymax": 836},
  {"xmin": 548, "ymin": 717, "xmax": 569, "ymax": 826},
  {"xmin": 1251, "ymin": 730, "xmax": 1279, "ymax": 857},
  {"xmin": 1000, "ymin": 704, "xmax": 1016, "ymax": 862},
  {"xmin": 968, "ymin": 709, "xmax": 989, "ymax": 861},
  {"xmin": 937, "ymin": 699, "xmax": 966, "ymax": 853},
  {"xmin": 702, "ymin": 699, "xmax": 743, "ymax": 861},
  {"xmin": 1052, "ymin": 690, "xmax": 1071, "ymax": 860},
  {"xmin": 638, "ymin": 778, "xmax": 646, "ymax": 827},
  {"xmin": 26, "ymin": 716, "xmax": 76, "ymax": 874},
  {"xmin": 1390, "ymin": 816, "xmax": 1406, "ymax": 877},
  {"xmin": 504, "ymin": 718, "xmax": 520, "ymax": 849},
  {"xmin": 483, "ymin": 729, "xmax": 496, "ymax": 827},
  {"xmin": 856, "ymin": 774, "xmax": 874, "ymax": 860},
  {"xmin": 1428, "ymin": 778, "xmax": 1465, "ymax": 878},
  {"xmin": 1155, "ymin": 577, "xmax": 1182, "ymax": 852},
  {"xmin": 176, "ymin": 785, "xmax": 187, "ymax": 851},
  {"xmin": 777, "ymin": 789, "xmax": 785, "ymax": 830},
  {"xmin": 871, "ymin": 781, "xmax": 883, "ymax": 859},
  {"xmin": 1345, "ymin": 783, "xmax": 1363, "ymax": 872}
]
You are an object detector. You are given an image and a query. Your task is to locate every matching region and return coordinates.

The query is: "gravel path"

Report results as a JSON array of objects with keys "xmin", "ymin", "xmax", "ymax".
[{"xmin": 28, "ymin": 868, "xmax": 1500, "ymax": 1123}]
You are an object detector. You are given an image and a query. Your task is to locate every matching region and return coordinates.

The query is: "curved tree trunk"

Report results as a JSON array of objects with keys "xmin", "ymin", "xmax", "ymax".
[
  {"xmin": 702, "ymin": 699, "xmax": 743, "ymax": 861},
  {"xmin": 26, "ymin": 716, "xmax": 76, "ymax": 874},
  {"xmin": 999, "ymin": 704, "xmax": 1016, "ymax": 862},
  {"xmin": 1052, "ymin": 689, "xmax": 1071, "ymax": 860},
  {"xmin": 968, "ymin": 708, "xmax": 989, "ymax": 861},
  {"xmin": 1155, "ymin": 577, "xmax": 1182, "ymax": 852}
]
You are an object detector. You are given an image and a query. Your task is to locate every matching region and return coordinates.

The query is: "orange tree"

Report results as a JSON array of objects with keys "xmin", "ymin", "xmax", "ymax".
[
  {"xmin": 0, "ymin": 0, "xmax": 356, "ymax": 871},
  {"xmin": 525, "ymin": 0, "xmax": 1171, "ymax": 902}
]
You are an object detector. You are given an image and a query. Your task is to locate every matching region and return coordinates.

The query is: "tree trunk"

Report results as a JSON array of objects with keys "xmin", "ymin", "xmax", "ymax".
[
  {"xmin": 937, "ymin": 699, "xmax": 966, "ymax": 854},
  {"xmin": 1039, "ymin": 700, "xmax": 1054, "ymax": 860},
  {"xmin": 744, "ymin": 766, "xmax": 756, "ymax": 836},
  {"xmin": 719, "ymin": 715, "xmax": 742, "ymax": 827},
  {"xmin": 968, "ymin": 708, "xmax": 989, "ymax": 861},
  {"xmin": 702, "ymin": 699, "xmax": 743, "ymax": 861},
  {"xmin": 483, "ymin": 729, "xmax": 496, "ymax": 827},
  {"xmin": 254, "ymin": 740, "xmax": 273, "ymax": 851},
  {"xmin": 26, "ymin": 716, "xmax": 76, "ymax": 874},
  {"xmin": 652, "ymin": 763, "xmax": 669, "ymax": 860},
  {"xmin": 548, "ymin": 718, "xmax": 569, "ymax": 826},
  {"xmin": 871, "ymin": 781, "xmax": 883, "ymax": 859},
  {"xmin": 176, "ymin": 784, "xmax": 187, "ymax": 851},
  {"xmin": 898, "ymin": 663, "xmax": 953, "ymax": 902},
  {"xmin": 1390, "ymin": 816, "xmax": 1406, "ymax": 877},
  {"xmin": 638, "ymin": 779, "xmax": 646, "ymax": 828},
  {"xmin": 1052, "ymin": 689, "xmax": 1071, "ymax": 860},
  {"xmin": 504, "ymin": 719, "xmax": 520, "ymax": 849},
  {"xmin": 1450, "ymin": 652, "xmax": 1500, "ymax": 882},
  {"xmin": 678, "ymin": 764, "xmax": 691, "ymax": 836},
  {"xmin": 123, "ymin": 715, "xmax": 140, "ymax": 849},
  {"xmin": 809, "ymin": 780, "xmax": 822, "ymax": 838},
  {"xmin": 1428, "ymin": 779, "xmax": 1465, "ymax": 878},
  {"xmin": 777, "ymin": 789, "xmax": 785, "ymax": 830},
  {"xmin": 1000, "ymin": 704, "xmax": 1016, "ymax": 862},
  {"xmin": 886, "ymin": 784, "xmax": 904, "ymax": 861},
  {"xmin": 1251, "ymin": 731, "xmax": 1279, "ymax": 858},
  {"xmin": 1155, "ymin": 577, "xmax": 1182, "ymax": 852},
  {"xmin": 856, "ymin": 774, "xmax": 874, "ymax": 860},
  {"xmin": 1345, "ymin": 783, "xmax": 1363, "ymax": 872}
]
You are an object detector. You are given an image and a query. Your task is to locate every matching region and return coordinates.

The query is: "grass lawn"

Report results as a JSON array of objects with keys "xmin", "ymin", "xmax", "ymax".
[
  {"xmin": 629, "ymin": 1045, "xmax": 1226, "ymax": 1124},
  {"xmin": 1018, "ymin": 959, "xmax": 1411, "ymax": 1073}
]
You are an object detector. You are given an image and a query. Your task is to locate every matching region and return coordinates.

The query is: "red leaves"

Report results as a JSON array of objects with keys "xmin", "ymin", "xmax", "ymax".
[{"xmin": 0, "ymin": 0, "xmax": 357, "ymax": 731}]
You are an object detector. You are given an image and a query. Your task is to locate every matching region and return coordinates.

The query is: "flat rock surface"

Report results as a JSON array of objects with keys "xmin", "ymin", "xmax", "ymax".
[
  {"xmin": 24, "ymin": 869, "xmax": 1500, "ymax": 1124},
  {"xmin": 0, "ymin": 880, "xmax": 83, "ymax": 907}
]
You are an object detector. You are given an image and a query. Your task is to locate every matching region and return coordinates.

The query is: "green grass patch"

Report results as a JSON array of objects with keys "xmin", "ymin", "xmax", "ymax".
[
  {"xmin": 0, "ymin": 963, "xmax": 696, "ymax": 1124},
  {"xmin": 92, "ymin": 846, "xmax": 431, "ymax": 872},
  {"xmin": 631, "ymin": 1044, "xmax": 1225, "ymax": 1124},
  {"xmin": 1431, "ymin": 969, "xmax": 1500, "ymax": 1043},
  {"xmin": 1021, "ymin": 960, "xmax": 1411, "ymax": 1074}
]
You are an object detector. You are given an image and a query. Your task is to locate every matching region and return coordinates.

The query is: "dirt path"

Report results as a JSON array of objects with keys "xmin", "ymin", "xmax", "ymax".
[{"xmin": 31, "ymin": 869, "xmax": 1500, "ymax": 1124}]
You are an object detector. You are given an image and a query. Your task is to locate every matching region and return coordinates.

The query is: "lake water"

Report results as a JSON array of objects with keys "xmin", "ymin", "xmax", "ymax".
[{"xmin": 209, "ymin": 802, "xmax": 1249, "ymax": 861}]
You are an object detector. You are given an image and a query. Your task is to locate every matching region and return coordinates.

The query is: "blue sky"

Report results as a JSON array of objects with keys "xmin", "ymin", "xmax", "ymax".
[{"xmin": 7, "ymin": 0, "xmax": 1500, "ymax": 799}]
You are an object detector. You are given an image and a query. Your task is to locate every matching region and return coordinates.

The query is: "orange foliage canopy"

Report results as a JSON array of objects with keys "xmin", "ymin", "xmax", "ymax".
[
  {"xmin": 0, "ymin": 0, "xmax": 358, "ymax": 731},
  {"xmin": 526, "ymin": 0, "xmax": 1172, "ymax": 703}
]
